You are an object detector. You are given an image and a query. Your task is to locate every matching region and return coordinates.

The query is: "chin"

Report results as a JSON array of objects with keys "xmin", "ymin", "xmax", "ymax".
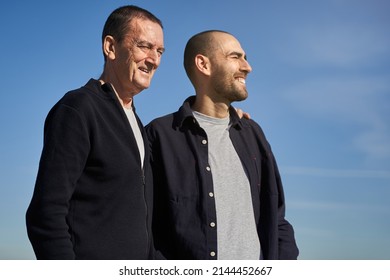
[
  {"xmin": 135, "ymin": 82, "xmax": 151, "ymax": 92},
  {"xmin": 234, "ymin": 92, "xmax": 248, "ymax": 102}
]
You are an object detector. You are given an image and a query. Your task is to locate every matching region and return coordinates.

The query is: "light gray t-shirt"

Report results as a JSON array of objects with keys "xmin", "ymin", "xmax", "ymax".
[
  {"xmin": 106, "ymin": 81, "xmax": 144, "ymax": 168},
  {"xmin": 193, "ymin": 111, "xmax": 261, "ymax": 260},
  {"xmin": 124, "ymin": 107, "xmax": 145, "ymax": 168}
]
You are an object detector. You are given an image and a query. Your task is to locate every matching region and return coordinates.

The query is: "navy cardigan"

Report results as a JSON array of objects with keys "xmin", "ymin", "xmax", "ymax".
[{"xmin": 26, "ymin": 79, "xmax": 153, "ymax": 259}]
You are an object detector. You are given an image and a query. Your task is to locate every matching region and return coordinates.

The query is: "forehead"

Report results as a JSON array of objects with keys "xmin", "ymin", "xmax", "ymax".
[
  {"xmin": 126, "ymin": 18, "xmax": 164, "ymax": 44},
  {"xmin": 214, "ymin": 33, "xmax": 244, "ymax": 54}
]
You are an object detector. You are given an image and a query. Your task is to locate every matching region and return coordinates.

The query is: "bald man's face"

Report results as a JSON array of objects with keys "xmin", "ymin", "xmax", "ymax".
[{"xmin": 208, "ymin": 33, "xmax": 252, "ymax": 103}]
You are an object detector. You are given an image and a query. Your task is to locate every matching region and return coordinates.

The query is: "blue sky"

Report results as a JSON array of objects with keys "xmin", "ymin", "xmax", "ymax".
[{"xmin": 0, "ymin": 0, "xmax": 389, "ymax": 259}]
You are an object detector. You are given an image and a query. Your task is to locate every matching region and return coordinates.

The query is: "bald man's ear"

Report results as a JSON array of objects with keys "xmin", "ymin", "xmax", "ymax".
[
  {"xmin": 194, "ymin": 54, "xmax": 211, "ymax": 76},
  {"xmin": 103, "ymin": 35, "xmax": 116, "ymax": 61}
]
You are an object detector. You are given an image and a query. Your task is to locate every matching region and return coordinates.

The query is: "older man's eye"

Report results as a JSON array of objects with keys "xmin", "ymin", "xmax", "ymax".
[{"xmin": 138, "ymin": 44, "xmax": 151, "ymax": 50}]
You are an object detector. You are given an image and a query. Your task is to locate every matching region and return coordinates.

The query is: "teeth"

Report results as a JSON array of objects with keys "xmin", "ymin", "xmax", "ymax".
[{"xmin": 238, "ymin": 78, "xmax": 246, "ymax": 84}]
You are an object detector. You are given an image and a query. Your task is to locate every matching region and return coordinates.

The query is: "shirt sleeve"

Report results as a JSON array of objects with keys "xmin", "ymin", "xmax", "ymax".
[
  {"xmin": 26, "ymin": 103, "xmax": 90, "ymax": 259},
  {"xmin": 272, "ymin": 153, "xmax": 299, "ymax": 259}
]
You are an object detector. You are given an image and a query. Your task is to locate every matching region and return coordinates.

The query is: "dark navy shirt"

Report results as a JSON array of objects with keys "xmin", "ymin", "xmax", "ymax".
[{"xmin": 146, "ymin": 96, "xmax": 299, "ymax": 260}]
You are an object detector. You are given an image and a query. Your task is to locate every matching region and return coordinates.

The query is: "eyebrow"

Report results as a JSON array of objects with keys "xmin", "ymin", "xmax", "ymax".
[
  {"xmin": 136, "ymin": 39, "xmax": 166, "ymax": 53},
  {"xmin": 228, "ymin": 51, "xmax": 247, "ymax": 60}
]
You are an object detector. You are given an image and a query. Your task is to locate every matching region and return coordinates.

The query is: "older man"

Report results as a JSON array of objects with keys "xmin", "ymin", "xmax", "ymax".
[{"xmin": 26, "ymin": 5, "xmax": 164, "ymax": 260}]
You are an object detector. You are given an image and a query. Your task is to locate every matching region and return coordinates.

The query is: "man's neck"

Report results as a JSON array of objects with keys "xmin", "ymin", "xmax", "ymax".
[
  {"xmin": 99, "ymin": 77, "xmax": 133, "ymax": 109},
  {"xmin": 191, "ymin": 95, "xmax": 230, "ymax": 119}
]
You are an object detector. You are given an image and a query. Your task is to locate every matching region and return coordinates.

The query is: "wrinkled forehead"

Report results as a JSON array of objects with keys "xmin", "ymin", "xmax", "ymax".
[{"xmin": 126, "ymin": 18, "xmax": 164, "ymax": 44}]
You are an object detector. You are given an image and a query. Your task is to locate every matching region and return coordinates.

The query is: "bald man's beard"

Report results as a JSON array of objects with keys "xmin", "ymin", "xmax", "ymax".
[{"xmin": 212, "ymin": 77, "xmax": 249, "ymax": 103}]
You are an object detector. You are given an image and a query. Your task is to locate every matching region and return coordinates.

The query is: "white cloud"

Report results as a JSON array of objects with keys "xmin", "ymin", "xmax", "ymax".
[
  {"xmin": 281, "ymin": 76, "xmax": 390, "ymax": 160},
  {"xmin": 288, "ymin": 198, "xmax": 390, "ymax": 214},
  {"xmin": 278, "ymin": 23, "xmax": 390, "ymax": 68},
  {"xmin": 282, "ymin": 77, "xmax": 388, "ymax": 119},
  {"xmin": 354, "ymin": 126, "xmax": 390, "ymax": 160},
  {"xmin": 271, "ymin": 15, "xmax": 390, "ymax": 161},
  {"xmin": 282, "ymin": 166, "xmax": 390, "ymax": 179}
]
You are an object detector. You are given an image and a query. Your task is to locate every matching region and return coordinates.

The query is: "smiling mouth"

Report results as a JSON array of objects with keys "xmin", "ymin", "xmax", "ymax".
[
  {"xmin": 237, "ymin": 77, "xmax": 246, "ymax": 84},
  {"xmin": 139, "ymin": 67, "xmax": 151, "ymax": 74}
]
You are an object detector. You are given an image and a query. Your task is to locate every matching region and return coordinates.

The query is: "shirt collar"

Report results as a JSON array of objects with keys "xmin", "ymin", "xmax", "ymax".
[
  {"xmin": 174, "ymin": 96, "xmax": 244, "ymax": 130},
  {"xmin": 100, "ymin": 80, "xmax": 137, "ymax": 112}
]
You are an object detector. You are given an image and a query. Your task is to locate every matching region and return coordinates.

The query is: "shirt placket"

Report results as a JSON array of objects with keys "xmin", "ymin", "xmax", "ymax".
[{"xmin": 193, "ymin": 122, "xmax": 218, "ymax": 260}]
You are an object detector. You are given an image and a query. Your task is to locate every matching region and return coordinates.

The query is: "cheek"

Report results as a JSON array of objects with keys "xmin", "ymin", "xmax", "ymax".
[{"xmin": 125, "ymin": 59, "xmax": 139, "ymax": 76}]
